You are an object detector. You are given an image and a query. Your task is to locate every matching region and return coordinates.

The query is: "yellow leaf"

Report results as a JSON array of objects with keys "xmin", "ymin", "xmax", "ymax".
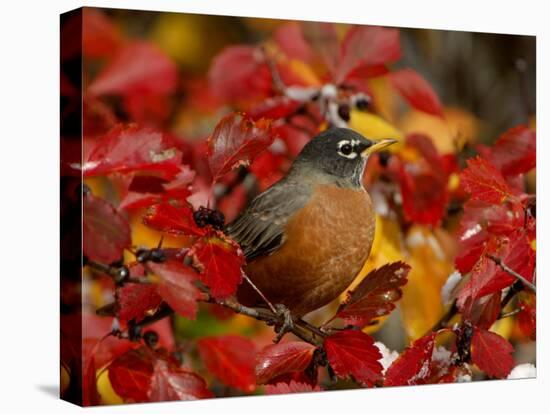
[
  {"xmin": 286, "ymin": 59, "xmax": 321, "ymax": 86},
  {"xmin": 400, "ymin": 225, "xmax": 455, "ymax": 340},
  {"xmin": 398, "ymin": 107, "xmax": 479, "ymax": 154},
  {"xmin": 97, "ymin": 368, "xmax": 124, "ymax": 405},
  {"xmin": 349, "ymin": 110, "xmax": 403, "ymax": 145},
  {"xmin": 366, "ymin": 77, "xmax": 399, "ymax": 122}
]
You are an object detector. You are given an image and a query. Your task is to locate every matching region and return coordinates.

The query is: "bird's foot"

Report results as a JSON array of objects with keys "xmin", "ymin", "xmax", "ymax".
[{"xmin": 273, "ymin": 303, "xmax": 294, "ymax": 343}]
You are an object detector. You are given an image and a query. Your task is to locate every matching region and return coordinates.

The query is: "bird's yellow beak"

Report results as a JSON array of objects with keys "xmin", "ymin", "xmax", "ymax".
[{"xmin": 361, "ymin": 139, "xmax": 398, "ymax": 157}]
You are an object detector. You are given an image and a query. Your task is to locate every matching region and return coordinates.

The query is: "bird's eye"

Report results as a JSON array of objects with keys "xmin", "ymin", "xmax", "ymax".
[{"xmin": 340, "ymin": 144, "xmax": 353, "ymax": 155}]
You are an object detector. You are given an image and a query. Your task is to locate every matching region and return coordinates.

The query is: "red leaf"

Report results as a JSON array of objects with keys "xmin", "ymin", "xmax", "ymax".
[
  {"xmin": 455, "ymin": 226, "xmax": 489, "ymax": 274},
  {"xmin": 274, "ymin": 23, "xmax": 315, "ymax": 62},
  {"xmin": 208, "ymin": 45, "xmax": 272, "ymax": 103},
  {"xmin": 143, "ymin": 202, "xmax": 206, "ymax": 237},
  {"xmin": 249, "ymin": 96, "xmax": 303, "ymax": 120},
  {"xmin": 88, "ymin": 41, "xmax": 178, "ymax": 96},
  {"xmin": 324, "ymin": 330, "xmax": 383, "ymax": 387},
  {"xmin": 117, "ymin": 283, "xmax": 163, "ymax": 323},
  {"xmin": 148, "ymin": 358, "xmax": 213, "ymax": 401},
  {"xmin": 83, "ymin": 8, "xmax": 122, "ymax": 58},
  {"xmin": 384, "ymin": 332, "xmax": 437, "ymax": 386},
  {"xmin": 518, "ymin": 294, "xmax": 536, "ymax": 340},
  {"xmin": 82, "ymin": 354, "xmax": 100, "ymax": 406},
  {"xmin": 333, "ymin": 262, "xmax": 410, "ymax": 327},
  {"xmin": 396, "ymin": 135, "xmax": 450, "ymax": 225},
  {"xmin": 490, "ymin": 125, "xmax": 536, "ymax": 176},
  {"xmin": 207, "ymin": 113, "xmax": 275, "ymax": 181},
  {"xmin": 197, "ymin": 335, "xmax": 257, "ymax": 392},
  {"xmin": 84, "ymin": 125, "xmax": 182, "ymax": 179},
  {"xmin": 300, "ymin": 22, "xmax": 339, "ymax": 74},
  {"xmin": 462, "ymin": 293, "xmax": 501, "ymax": 330},
  {"xmin": 148, "ymin": 261, "xmax": 201, "ymax": 320},
  {"xmin": 192, "ymin": 235, "xmax": 245, "ymax": 299},
  {"xmin": 264, "ymin": 380, "xmax": 321, "ymax": 395},
  {"xmin": 108, "ymin": 348, "xmax": 155, "ymax": 403},
  {"xmin": 389, "ymin": 68, "xmax": 443, "ymax": 117},
  {"xmin": 255, "ymin": 342, "xmax": 316, "ymax": 385},
  {"xmin": 457, "ymin": 232, "xmax": 534, "ymax": 307},
  {"xmin": 83, "ymin": 193, "xmax": 131, "ymax": 263},
  {"xmin": 471, "ymin": 328, "xmax": 514, "ymax": 378},
  {"xmin": 336, "ymin": 26, "xmax": 401, "ymax": 83},
  {"xmin": 460, "ymin": 157, "xmax": 516, "ymax": 204}
]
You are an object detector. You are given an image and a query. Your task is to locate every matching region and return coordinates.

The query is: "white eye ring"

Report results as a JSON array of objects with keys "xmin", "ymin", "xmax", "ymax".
[{"xmin": 337, "ymin": 140, "xmax": 358, "ymax": 159}]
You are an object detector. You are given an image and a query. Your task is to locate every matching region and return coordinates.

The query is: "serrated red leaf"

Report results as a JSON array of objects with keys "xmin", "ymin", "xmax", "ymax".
[
  {"xmin": 471, "ymin": 328, "xmax": 514, "ymax": 378},
  {"xmin": 384, "ymin": 332, "xmax": 437, "ymax": 386},
  {"xmin": 207, "ymin": 113, "xmax": 275, "ymax": 182},
  {"xmin": 248, "ymin": 96, "xmax": 303, "ymax": 120},
  {"xmin": 264, "ymin": 380, "xmax": 321, "ymax": 395},
  {"xmin": 336, "ymin": 25, "xmax": 401, "ymax": 83},
  {"xmin": 255, "ymin": 342, "xmax": 316, "ymax": 385},
  {"xmin": 208, "ymin": 45, "xmax": 272, "ymax": 103},
  {"xmin": 88, "ymin": 41, "xmax": 177, "ymax": 96},
  {"xmin": 300, "ymin": 22, "xmax": 339, "ymax": 74},
  {"xmin": 84, "ymin": 125, "xmax": 182, "ymax": 179},
  {"xmin": 390, "ymin": 68, "xmax": 443, "ymax": 117},
  {"xmin": 460, "ymin": 157, "xmax": 516, "ymax": 204},
  {"xmin": 192, "ymin": 235, "xmax": 245, "ymax": 299},
  {"xmin": 108, "ymin": 347, "xmax": 155, "ymax": 403},
  {"xmin": 148, "ymin": 359, "xmax": 213, "ymax": 401},
  {"xmin": 457, "ymin": 232, "xmax": 534, "ymax": 307},
  {"xmin": 455, "ymin": 227, "xmax": 489, "ymax": 274},
  {"xmin": 274, "ymin": 23, "xmax": 315, "ymax": 62},
  {"xmin": 147, "ymin": 261, "xmax": 201, "ymax": 320},
  {"xmin": 83, "ymin": 8, "xmax": 122, "ymax": 59},
  {"xmin": 142, "ymin": 202, "xmax": 206, "ymax": 237},
  {"xmin": 490, "ymin": 125, "xmax": 536, "ymax": 176},
  {"xmin": 117, "ymin": 283, "xmax": 163, "ymax": 323},
  {"xmin": 197, "ymin": 335, "xmax": 257, "ymax": 392},
  {"xmin": 83, "ymin": 193, "xmax": 131, "ymax": 263},
  {"xmin": 324, "ymin": 330, "xmax": 383, "ymax": 387},
  {"xmin": 333, "ymin": 262, "xmax": 410, "ymax": 327}
]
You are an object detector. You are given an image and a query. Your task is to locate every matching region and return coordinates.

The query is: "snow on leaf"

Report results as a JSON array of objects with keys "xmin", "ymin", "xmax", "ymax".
[
  {"xmin": 83, "ymin": 193, "xmax": 131, "ymax": 263},
  {"xmin": 324, "ymin": 330, "xmax": 383, "ymax": 387},
  {"xmin": 197, "ymin": 335, "xmax": 257, "ymax": 392},
  {"xmin": 255, "ymin": 342, "xmax": 317, "ymax": 385},
  {"xmin": 384, "ymin": 332, "xmax": 437, "ymax": 386},
  {"xmin": 84, "ymin": 125, "xmax": 182, "ymax": 179},
  {"xmin": 147, "ymin": 261, "xmax": 202, "ymax": 320},
  {"xmin": 191, "ymin": 235, "xmax": 245, "ymax": 299},
  {"xmin": 332, "ymin": 262, "xmax": 410, "ymax": 327},
  {"xmin": 507, "ymin": 363, "xmax": 536, "ymax": 380},
  {"xmin": 142, "ymin": 202, "xmax": 206, "ymax": 237},
  {"xmin": 207, "ymin": 113, "xmax": 275, "ymax": 182},
  {"xmin": 389, "ymin": 68, "xmax": 443, "ymax": 117},
  {"xmin": 460, "ymin": 157, "xmax": 516, "ymax": 204},
  {"xmin": 336, "ymin": 25, "xmax": 401, "ymax": 83},
  {"xmin": 264, "ymin": 380, "xmax": 321, "ymax": 395},
  {"xmin": 148, "ymin": 358, "xmax": 213, "ymax": 401},
  {"xmin": 490, "ymin": 125, "xmax": 536, "ymax": 176},
  {"xmin": 471, "ymin": 328, "xmax": 514, "ymax": 379},
  {"xmin": 88, "ymin": 41, "xmax": 177, "ymax": 96}
]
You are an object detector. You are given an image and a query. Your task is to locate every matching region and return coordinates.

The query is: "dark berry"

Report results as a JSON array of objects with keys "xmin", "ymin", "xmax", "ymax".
[
  {"xmin": 378, "ymin": 151, "xmax": 391, "ymax": 167},
  {"xmin": 193, "ymin": 206, "xmax": 225, "ymax": 230},
  {"xmin": 114, "ymin": 266, "xmax": 130, "ymax": 284},
  {"xmin": 355, "ymin": 98, "xmax": 370, "ymax": 111},
  {"xmin": 337, "ymin": 104, "xmax": 351, "ymax": 122},
  {"xmin": 150, "ymin": 248, "xmax": 166, "ymax": 263},
  {"xmin": 143, "ymin": 330, "xmax": 159, "ymax": 349}
]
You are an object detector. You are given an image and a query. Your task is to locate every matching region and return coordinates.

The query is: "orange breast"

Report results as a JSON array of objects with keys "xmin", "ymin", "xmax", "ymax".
[{"xmin": 238, "ymin": 184, "xmax": 376, "ymax": 317}]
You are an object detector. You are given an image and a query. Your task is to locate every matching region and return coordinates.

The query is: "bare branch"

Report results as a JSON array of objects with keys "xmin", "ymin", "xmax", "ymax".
[{"xmin": 486, "ymin": 254, "xmax": 536, "ymax": 293}]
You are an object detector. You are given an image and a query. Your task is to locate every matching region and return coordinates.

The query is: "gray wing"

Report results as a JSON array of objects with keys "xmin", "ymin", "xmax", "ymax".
[{"xmin": 225, "ymin": 179, "xmax": 311, "ymax": 261}]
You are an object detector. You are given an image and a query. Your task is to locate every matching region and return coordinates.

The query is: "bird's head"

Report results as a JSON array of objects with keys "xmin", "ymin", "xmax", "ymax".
[{"xmin": 290, "ymin": 128, "xmax": 397, "ymax": 188}]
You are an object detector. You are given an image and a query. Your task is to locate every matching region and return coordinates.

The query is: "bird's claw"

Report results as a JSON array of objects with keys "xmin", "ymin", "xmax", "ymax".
[{"xmin": 273, "ymin": 303, "xmax": 294, "ymax": 343}]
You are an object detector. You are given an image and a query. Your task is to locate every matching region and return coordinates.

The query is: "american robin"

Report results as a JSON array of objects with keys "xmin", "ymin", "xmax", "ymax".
[{"xmin": 226, "ymin": 128, "xmax": 396, "ymax": 319}]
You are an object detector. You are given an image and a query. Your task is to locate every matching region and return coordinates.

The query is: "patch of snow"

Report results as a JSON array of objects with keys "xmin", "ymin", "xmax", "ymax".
[
  {"xmin": 374, "ymin": 341, "xmax": 399, "ymax": 374},
  {"xmin": 461, "ymin": 224, "xmax": 482, "ymax": 241},
  {"xmin": 441, "ymin": 271, "xmax": 462, "ymax": 304},
  {"xmin": 507, "ymin": 363, "xmax": 536, "ymax": 379}
]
